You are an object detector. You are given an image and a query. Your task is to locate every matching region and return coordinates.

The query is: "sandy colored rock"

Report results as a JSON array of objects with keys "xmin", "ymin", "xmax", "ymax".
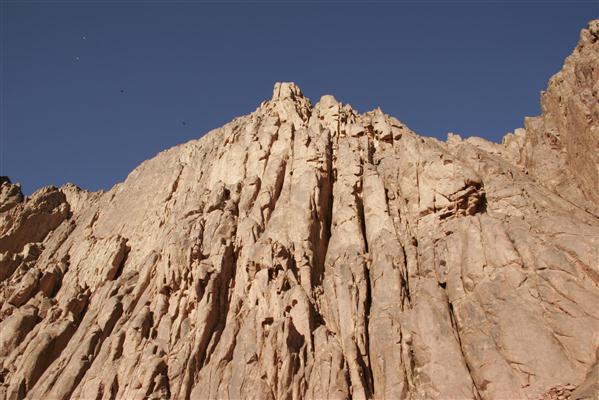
[{"xmin": 0, "ymin": 20, "xmax": 598, "ymax": 400}]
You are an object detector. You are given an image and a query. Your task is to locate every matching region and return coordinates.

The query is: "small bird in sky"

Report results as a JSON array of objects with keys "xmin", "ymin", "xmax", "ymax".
[
  {"xmin": 182, "ymin": 121, "xmax": 187, "ymax": 126},
  {"xmin": 120, "ymin": 89, "xmax": 125, "ymax": 94}
]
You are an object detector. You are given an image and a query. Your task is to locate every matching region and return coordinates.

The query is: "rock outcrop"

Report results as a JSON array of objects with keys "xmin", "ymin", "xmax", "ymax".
[{"xmin": 0, "ymin": 21, "xmax": 598, "ymax": 400}]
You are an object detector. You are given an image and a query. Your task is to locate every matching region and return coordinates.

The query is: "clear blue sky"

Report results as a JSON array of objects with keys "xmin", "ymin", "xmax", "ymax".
[{"xmin": 1, "ymin": 1, "xmax": 597, "ymax": 194}]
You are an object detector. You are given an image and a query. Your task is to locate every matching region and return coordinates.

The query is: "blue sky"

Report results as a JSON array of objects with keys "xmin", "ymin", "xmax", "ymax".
[{"xmin": 1, "ymin": 1, "xmax": 597, "ymax": 194}]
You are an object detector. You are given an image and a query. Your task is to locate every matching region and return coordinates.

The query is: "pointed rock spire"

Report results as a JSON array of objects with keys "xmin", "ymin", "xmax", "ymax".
[{"xmin": 272, "ymin": 82, "xmax": 305, "ymax": 102}]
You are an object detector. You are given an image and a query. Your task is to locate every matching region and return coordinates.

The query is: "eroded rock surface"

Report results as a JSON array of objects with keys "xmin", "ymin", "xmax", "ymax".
[{"xmin": 0, "ymin": 21, "xmax": 598, "ymax": 400}]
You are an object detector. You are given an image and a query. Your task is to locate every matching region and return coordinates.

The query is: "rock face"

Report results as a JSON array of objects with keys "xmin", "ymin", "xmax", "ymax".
[{"xmin": 0, "ymin": 21, "xmax": 598, "ymax": 400}]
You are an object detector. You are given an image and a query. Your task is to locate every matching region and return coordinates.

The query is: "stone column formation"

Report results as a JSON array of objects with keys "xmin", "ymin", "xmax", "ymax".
[{"xmin": 0, "ymin": 20, "xmax": 598, "ymax": 400}]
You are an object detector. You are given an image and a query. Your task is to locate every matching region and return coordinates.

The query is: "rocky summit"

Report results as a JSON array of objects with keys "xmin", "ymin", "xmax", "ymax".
[{"xmin": 1, "ymin": 20, "xmax": 598, "ymax": 400}]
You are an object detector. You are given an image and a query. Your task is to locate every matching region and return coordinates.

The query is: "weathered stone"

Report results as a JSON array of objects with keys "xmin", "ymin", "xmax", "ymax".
[
  {"xmin": 0, "ymin": 20, "xmax": 598, "ymax": 400},
  {"xmin": 0, "ymin": 177, "xmax": 24, "ymax": 213}
]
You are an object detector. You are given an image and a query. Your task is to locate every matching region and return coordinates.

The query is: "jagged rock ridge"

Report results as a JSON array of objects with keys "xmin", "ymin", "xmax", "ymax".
[{"xmin": 0, "ymin": 20, "xmax": 598, "ymax": 400}]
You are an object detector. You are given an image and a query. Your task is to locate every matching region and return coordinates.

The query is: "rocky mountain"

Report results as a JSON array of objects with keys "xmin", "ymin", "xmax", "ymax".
[{"xmin": 1, "ymin": 20, "xmax": 598, "ymax": 400}]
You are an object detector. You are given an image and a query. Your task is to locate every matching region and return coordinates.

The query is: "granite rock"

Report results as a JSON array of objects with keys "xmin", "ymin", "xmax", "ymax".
[{"xmin": 0, "ymin": 21, "xmax": 598, "ymax": 400}]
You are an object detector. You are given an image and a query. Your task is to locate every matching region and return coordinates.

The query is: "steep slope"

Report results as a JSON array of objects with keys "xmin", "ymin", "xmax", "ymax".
[
  {"xmin": 0, "ymin": 20, "xmax": 598, "ymax": 400},
  {"xmin": 518, "ymin": 19, "xmax": 599, "ymax": 212}
]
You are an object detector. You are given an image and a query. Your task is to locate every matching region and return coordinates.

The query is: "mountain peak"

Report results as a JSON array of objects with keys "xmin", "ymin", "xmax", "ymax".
[
  {"xmin": 271, "ymin": 81, "xmax": 305, "ymax": 102},
  {"xmin": 0, "ymin": 21, "xmax": 598, "ymax": 400}
]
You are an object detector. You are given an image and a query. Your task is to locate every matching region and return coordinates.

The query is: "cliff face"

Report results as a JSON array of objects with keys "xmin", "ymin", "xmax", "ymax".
[
  {"xmin": 519, "ymin": 19, "xmax": 599, "ymax": 212},
  {"xmin": 0, "ymin": 21, "xmax": 598, "ymax": 400}
]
